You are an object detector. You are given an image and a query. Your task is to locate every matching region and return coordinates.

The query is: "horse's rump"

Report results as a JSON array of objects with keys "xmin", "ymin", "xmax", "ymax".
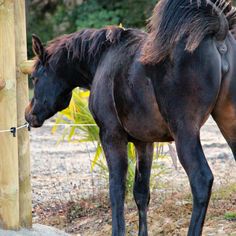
[{"xmin": 141, "ymin": 0, "xmax": 236, "ymax": 64}]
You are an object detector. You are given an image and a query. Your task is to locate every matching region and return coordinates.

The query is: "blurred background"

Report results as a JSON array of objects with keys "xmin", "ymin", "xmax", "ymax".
[{"xmin": 26, "ymin": 0, "xmax": 157, "ymax": 58}]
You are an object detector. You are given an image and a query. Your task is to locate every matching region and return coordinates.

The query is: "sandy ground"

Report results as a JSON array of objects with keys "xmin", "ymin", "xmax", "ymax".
[
  {"xmin": 30, "ymin": 124, "xmax": 103, "ymax": 206},
  {"xmin": 30, "ymin": 117, "xmax": 236, "ymax": 203},
  {"xmin": 29, "ymin": 117, "xmax": 236, "ymax": 235}
]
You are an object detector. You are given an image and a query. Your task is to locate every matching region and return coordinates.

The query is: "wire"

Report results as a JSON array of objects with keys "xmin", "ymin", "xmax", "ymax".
[
  {"xmin": 44, "ymin": 123, "xmax": 97, "ymax": 127},
  {"xmin": 0, "ymin": 128, "xmax": 13, "ymax": 133},
  {"xmin": 16, "ymin": 123, "xmax": 29, "ymax": 130},
  {"xmin": 0, "ymin": 123, "xmax": 97, "ymax": 137},
  {"xmin": 0, "ymin": 123, "xmax": 30, "ymax": 133}
]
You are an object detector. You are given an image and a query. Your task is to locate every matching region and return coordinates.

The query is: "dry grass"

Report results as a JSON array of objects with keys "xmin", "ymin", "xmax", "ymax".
[{"xmin": 33, "ymin": 182, "xmax": 236, "ymax": 236}]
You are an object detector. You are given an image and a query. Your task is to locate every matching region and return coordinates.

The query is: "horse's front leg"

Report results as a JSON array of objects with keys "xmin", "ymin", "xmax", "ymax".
[
  {"xmin": 100, "ymin": 129, "xmax": 128, "ymax": 236},
  {"xmin": 133, "ymin": 141, "xmax": 153, "ymax": 236}
]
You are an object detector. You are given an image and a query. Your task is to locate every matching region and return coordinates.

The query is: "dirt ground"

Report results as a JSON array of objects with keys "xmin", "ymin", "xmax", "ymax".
[{"xmin": 30, "ymin": 117, "xmax": 236, "ymax": 235}]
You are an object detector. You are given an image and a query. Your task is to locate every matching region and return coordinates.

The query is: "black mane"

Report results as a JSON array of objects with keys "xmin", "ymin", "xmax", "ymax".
[
  {"xmin": 35, "ymin": 26, "xmax": 146, "ymax": 70},
  {"xmin": 34, "ymin": 26, "xmax": 125, "ymax": 69}
]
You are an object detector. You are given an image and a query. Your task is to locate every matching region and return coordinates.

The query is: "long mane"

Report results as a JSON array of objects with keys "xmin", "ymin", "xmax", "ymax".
[
  {"xmin": 141, "ymin": 0, "xmax": 236, "ymax": 64},
  {"xmin": 35, "ymin": 26, "xmax": 126, "ymax": 68}
]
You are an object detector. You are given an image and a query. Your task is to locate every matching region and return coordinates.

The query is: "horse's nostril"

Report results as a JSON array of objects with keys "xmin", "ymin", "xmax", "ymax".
[{"xmin": 25, "ymin": 113, "xmax": 42, "ymax": 128}]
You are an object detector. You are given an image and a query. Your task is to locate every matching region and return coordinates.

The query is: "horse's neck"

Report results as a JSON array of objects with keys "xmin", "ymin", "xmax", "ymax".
[
  {"xmin": 68, "ymin": 58, "xmax": 97, "ymax": 90},
  {"xmin": 66, "ymin": 39, "xmax": 107, "ymax": 89}
]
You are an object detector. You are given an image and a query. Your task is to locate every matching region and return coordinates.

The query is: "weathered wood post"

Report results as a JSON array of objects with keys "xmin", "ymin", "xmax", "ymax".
[
  {"xmin": 0, "ymin": 0, "xmax": 20, "ymax": 229},
  {"xmin": 14, "ymin": 0, "xmax": 32, "ymax": 228},
  {"xmin": 0, "ymin": 75, "xmax": 6, "ymax": 91}
]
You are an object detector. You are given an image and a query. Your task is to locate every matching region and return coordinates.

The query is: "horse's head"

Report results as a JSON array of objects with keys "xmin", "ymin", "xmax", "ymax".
[{"xmin": 25, "ymin": 35, "xmax": 72, "ymax": 127}]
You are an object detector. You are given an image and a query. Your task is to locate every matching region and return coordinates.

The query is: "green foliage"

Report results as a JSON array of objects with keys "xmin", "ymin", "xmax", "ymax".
[
  {"xmin": 72, "ymin": 0, "xmax": 156, "ymax": 29},
  {"xmin": 74, "ymin": 0, "xmax": 121, "ymax": 29},
  {"xmin": 52, "ymin": 89, "xmax": 99, "ymax": 143},
  {"xmin": 224, "ymin": 212, "xmax": 236, "ymax": 221},
  {"xmin": 27, "ymin": 0, "xmax": 156, "ymax": 58},
  {"xmin": 54, "ymin": 89, "xmax": 168, "ymax": 196}
]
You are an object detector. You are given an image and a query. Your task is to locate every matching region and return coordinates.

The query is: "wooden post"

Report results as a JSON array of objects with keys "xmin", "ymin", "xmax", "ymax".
[
  {"xmin": 0, "ymin": 0, "xmax": 20, "ymax": 230},
  {"xmin": 0, "ymin": 75, "xmax": 6, "ymax": 91},
  {"xmin": 14, "ymin": 0, "xmax": 32, "ymax": 228}
]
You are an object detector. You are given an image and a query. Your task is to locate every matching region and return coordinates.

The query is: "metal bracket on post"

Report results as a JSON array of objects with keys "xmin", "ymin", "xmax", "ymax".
[{"xmin": 10, "ymin": 127, "xmax": 16, "ymax": 137}]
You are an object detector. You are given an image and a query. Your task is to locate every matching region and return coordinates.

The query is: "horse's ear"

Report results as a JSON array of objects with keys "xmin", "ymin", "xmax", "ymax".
[{"xmin": 32, "ymin": 34, "xmax": 45, "ymax": 62}]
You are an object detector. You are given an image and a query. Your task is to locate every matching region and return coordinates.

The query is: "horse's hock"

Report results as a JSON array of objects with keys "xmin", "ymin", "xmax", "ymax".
[{"xmin": 0, "ymin": 0, "xmax": 39, "ymax": 233}]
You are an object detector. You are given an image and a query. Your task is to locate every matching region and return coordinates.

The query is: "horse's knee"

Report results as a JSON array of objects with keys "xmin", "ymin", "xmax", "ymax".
[{"xmin": 133, "ymin": 188, "xmax": 150, "ymax": 206}]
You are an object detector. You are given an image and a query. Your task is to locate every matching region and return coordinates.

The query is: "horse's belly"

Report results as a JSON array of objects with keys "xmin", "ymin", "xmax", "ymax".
[
  {"xmin": 122, "ymin": 110, "xmax": 173, "ymax": 142},
  {"xmin": 113, "ymin": 70, "xmax": 173, "ymax": 142}
]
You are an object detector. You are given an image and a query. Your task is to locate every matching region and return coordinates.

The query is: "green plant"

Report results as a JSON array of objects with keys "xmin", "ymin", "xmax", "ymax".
[
  {"xmin": 224, "ymin": 212, "xmax": 236, "ymax": 221},
  {"xmin": 53, "ymin": 88, "xmax": 168, "ymax": 195},
  {"xmin": 52, "ymin": 89, "xmax": 99, "ymax": 143}
]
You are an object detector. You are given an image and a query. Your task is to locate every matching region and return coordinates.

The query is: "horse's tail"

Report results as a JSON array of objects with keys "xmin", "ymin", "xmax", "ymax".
[
  {"xmin": 141, "ymin": 0, "xmax": 236, "ymax": 64},
  {"xmin": 207, "ymin": 1, "xmax": 229, "ymax": 41}
]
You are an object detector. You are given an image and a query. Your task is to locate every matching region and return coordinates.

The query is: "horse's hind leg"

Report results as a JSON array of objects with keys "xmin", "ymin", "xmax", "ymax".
[
  {"xmin": 175, "ymin": 133, "xmax": 214, "ymax": 235},
  {"xmin": 100, "ymin": 128, "xmax": 128, "ymax": 236},
  {"xmin": 133, "ymin": 141, "xmax": 153, "ymax": 236},
  {"xmin": 212, "ymin": 98, "xmax": 236, "ymax": 160},
  {"xmin": 164, "ymin": 116, "xmax": 214, "ymax": 236},
  {"xmin": 150, "ymin": 38, "xmax": 222, "ymax": 235}
]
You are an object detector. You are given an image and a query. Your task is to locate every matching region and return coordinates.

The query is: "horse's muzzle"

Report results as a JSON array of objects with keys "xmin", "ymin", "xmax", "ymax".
[
  {"xmin": 25, "ymin": 99, "xmax": 44, "ymax": 128},
  {"xmin": 25, "ymin": 112, "xmax": 43, "ymax": 128}
]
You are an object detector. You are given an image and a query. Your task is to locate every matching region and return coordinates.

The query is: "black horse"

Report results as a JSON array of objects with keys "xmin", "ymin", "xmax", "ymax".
[{"xmin": 25, "ymin": 0, "xmax": 236, "ymax": 235}]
